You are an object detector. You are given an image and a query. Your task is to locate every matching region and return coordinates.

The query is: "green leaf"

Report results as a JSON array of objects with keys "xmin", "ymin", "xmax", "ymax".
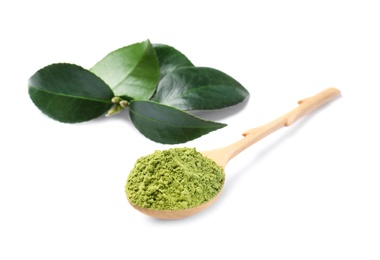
[
  {"xmin": 153, "ymin": 44, "xmax": 194, "ymax": 80},
  {"xmin": 28, "ymin": 63, "xmax": 114, "ymax": 123},
  {"xmin": 151, "ymin": 67, "xmax": 249, "ymax": 110},
  {"xmin": 129, "ymin": 101, "xmax": 226, "ymax": 144},
  {"xmin": 90, "ymin": 39, "xmax": 159, "ymax": 101}
]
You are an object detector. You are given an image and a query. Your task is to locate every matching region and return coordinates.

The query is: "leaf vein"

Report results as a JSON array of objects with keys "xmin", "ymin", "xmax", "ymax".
[{"xmin": 29, "ymin": 86, "xmax": 112, "ymax": 103}]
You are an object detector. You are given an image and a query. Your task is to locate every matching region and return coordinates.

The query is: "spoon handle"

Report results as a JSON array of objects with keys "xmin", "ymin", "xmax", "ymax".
[{"xmin": 202, "ymin": 88, "xmax": 341, "ymax": 168}]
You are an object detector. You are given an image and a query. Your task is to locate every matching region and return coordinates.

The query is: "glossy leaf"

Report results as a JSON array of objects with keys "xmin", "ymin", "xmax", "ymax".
[
  {"xmin": 129, "ymin": 101, "xmax": 226, "ymax": 144},
  {"xmin": 28, "ymin": 63, "xmax": 114, "ymax": 123},
  {"xmin": 151, "ymin": 67, "xmax": 249, "ymax": 110},
  {"xmin": 90, "ymin": 40, "xmax": 159, "ymax": 101},
  {"xmin": 153, "ymin": 44, "xmax": 194, "ymax": 80}
]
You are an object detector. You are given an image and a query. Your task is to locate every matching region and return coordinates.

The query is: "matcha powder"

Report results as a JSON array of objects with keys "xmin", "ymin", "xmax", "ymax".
[{"xmin": 125, "ymin": 147, "xmax": 225, "ymax": 210}]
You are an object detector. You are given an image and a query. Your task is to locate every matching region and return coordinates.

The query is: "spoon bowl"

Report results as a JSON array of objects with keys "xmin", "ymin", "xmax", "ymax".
[
  {"xmin": 127, "ymin": 88, "xmax": 341, "ymax": 219},
  {"xmin": 128, "ymin": 192, "xmax": 222, "ymax": 219}
]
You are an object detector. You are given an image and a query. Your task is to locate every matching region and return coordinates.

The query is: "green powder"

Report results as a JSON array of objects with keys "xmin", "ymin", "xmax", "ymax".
[{"xmin": 125, "ymin": 147, "xmax": 225, "ymax": 210}]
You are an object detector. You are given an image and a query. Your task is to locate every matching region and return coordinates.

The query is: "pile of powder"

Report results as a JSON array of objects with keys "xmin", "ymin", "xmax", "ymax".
[{"xmin": 125, "ymin": 147, "xmax": 225, "ymax": 210}]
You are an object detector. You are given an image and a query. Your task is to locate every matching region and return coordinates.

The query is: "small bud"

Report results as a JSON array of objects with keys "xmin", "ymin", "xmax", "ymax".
[
  {"xmin": 111, "ymin": 97, "xmax": 122, "ymax": 104},
  {"xmin": 120, "ymin": 100, "xmax": 129, "ymax": 108},
  {"xmin": 106, "ymin": 104, "xmax": 123, "ymax": 117}
]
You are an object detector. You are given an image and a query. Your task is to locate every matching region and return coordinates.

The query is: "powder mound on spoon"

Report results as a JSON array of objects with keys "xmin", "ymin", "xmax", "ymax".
[{"xmin": 125, "ymin": 147, "xmax": 225, "ymax": 210}]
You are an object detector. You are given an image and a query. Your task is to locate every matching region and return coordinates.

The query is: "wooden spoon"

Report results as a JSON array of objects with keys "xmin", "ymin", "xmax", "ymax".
[{"xmin": 128, "ymin": 88, "xmax": 341, "ymax": 219}]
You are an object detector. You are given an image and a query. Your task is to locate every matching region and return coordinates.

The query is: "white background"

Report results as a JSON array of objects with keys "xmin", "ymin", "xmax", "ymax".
[{"xmin": 1, "ymin": 0, "xmax": 379, "ymax": 259}]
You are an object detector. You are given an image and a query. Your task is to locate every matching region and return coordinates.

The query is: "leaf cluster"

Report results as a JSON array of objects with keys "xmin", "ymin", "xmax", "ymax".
[{"xmin": 28, "ymin": 40, "xmax": 249, "ymax": 144}]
